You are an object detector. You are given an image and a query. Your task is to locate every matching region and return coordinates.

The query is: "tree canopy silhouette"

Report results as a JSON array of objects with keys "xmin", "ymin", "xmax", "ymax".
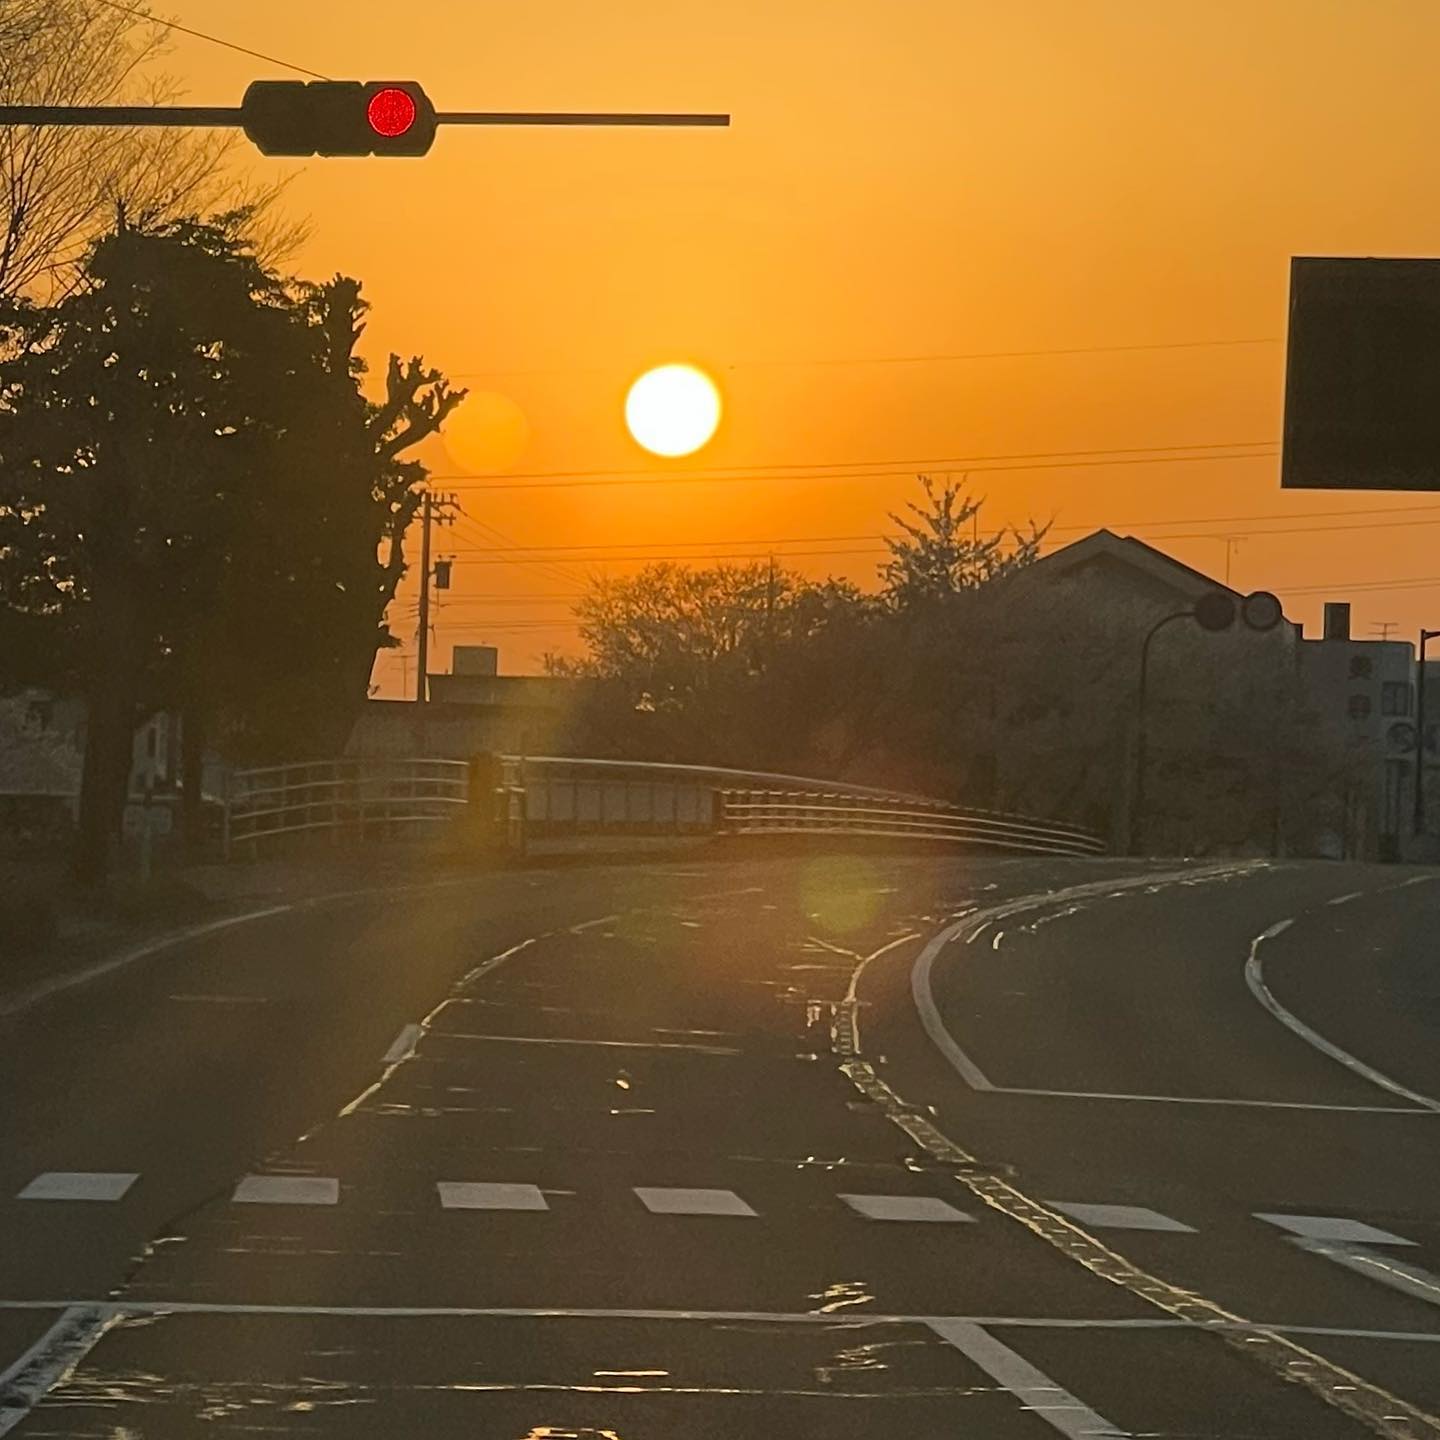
[{"xmin": 0, "ymin": 208, "xmax": 463, "ymax": 878}]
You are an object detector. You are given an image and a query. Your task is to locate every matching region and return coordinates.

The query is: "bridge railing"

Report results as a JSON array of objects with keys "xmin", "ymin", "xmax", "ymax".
[
  {"xmin": 717, "ymin": 789, "xmax": 1105, "ymax": 856},
  {"xmin": 223, "ymin": 757, "xmax": 470, "ymax": 855},
  {"xmin": 224, "ymin": 752, "xmax": 1105, "ymax": 859}
]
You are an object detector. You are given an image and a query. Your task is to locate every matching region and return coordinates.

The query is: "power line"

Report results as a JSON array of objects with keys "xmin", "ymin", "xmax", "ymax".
[
  {"xmin": 446, "ymin": 335, "xmax": 1281, "ymax": 380},
  {"xmin": 416, "ymin": 506, "xmax": 1440, "ymax": 562},
  {"xmin": 88, "ymin": 0, "xmax": 331, "ymax": 80},
  {"xmin": 428, "ymin": 438, "xmax": 1276, "ymax": 485},
  {"xmin": 449, "ymin": 510, "xmax": 588, "ymax": 589},
  {"xmin": 435, "ymin": 448, "xmax": 1278, "ymax": 492}
]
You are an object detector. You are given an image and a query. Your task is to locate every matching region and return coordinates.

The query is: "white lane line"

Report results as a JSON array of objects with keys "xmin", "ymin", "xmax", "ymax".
[
  {"xmin": 1294, "ymin": 1240, "xmax": 1440, "ymax": 1310},
  {"xmin": 232, "ymin": 1175, "xmax": 338, "ymax": 1206},
  {"xmin": 686, "ymin": 886, "xmax": 767, "ymax": 902},
  {"xmin": 165, "ymin": 993, "xmax": 269, "ymax": 1004},
  {"xmin": 437, "ymin": 1182, "xmax": 548, "ymax": 1212},
  {"xmin": 633, "ymin": 1186, "xmax": 756, "ymax": 1217},
  {"xmin": 911, "ymin": 864, "xmax": 1255, "ymax": 1101},
  {"xmin": 1326, "ymin": 892, "xmax": 1363, "ymax": 907},
  {"xmin": 839, "ymin": 1194, "xmax": 974, "ymax": 1223},
  {"xmin": 568, "ymin": 914, "xmax": 621, "ymax": 934},
  {"xmin": 1000, "ymin": 1088, "xmax": 1423, "ymax": 1112},
  {"xmin": 438, "ymin": 1032, "xmax": 741, "ymax": 1055},
  {"xmin": 16, "ymin": 1172, "xmax": 137, "ymax": 1202},
  {"xmin": 1048, "ymin": 1203, "xmax": 1195, "ymax": 1234},
  {"xmin": 0, "ymin": 871, "xmax": 541, "ymax": 1021},
  {"xmin": 911, "ymin": 918, "xmax": 998, "ymax": 1091},
  {"xmin": 1259, "ymin": 917, "xmax": 1293, "ymax": 939},
  {"xmin": 382, "ymin": 1023, "xmax": 424, "ymax": 1065},
  {"xmin": 1245, "ymin": 930, "xmax": 1440, "ymax": 1113},
  {"xmin": 929, "ymin": 1319, "xmax": 1128, "ymax": 1438},
  {"xmin": 327, "ymin": 936, "xmax": 540, "ymax": 1129},
  {"xmin": 0, "ymin": 1305, "xmax": 117, "ymax": 1438},
  {"xmin": 0, "ymin": 905, "xmax": 294, "ymax": 1019},
  {"xmin": 2, "ymin": 1298, "xmax": 1440, "ymax": 1342},
  {"xmin": 991, "ymin": 930, "xmax": 1005, "ymax": 951},
  {"xmin": 1255, "ymin": 1214, "xmax": 1417, "ymax": 1246}
]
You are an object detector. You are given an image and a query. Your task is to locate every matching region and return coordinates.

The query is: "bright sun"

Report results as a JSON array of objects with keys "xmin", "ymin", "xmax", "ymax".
[{"xmin": 625, "ymin": 364, "xmax": 722, "ymax": 457}]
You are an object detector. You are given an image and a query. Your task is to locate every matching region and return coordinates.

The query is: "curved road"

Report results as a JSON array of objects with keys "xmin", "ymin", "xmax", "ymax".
[{"xmin": 1, "ymin": 851, "xmax": 1437, "ymax": 1437}]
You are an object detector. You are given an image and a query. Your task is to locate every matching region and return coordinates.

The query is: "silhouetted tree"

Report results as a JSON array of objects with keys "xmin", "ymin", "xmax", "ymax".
[
  {"xmin": 879, "ymin": 475, "xmax": 1047, "ymax": 610},
  {"xmin": 0, "ymin": 210, "xmax": 462, "ymax": 878}
]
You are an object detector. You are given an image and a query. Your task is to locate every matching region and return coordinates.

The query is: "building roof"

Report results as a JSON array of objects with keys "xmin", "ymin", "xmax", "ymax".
[{"xmin": 1014, "ymin": 528, "xmax": 1240, "ymax": 602}]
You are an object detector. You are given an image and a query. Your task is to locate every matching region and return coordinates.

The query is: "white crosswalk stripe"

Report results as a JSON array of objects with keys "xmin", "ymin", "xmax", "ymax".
[
  {"xmin": 16, "ymin": 1172, "xmax": 138, "ymax": 1202},
  {"xmin": 633, "ymin": 1186, "xmax": 757, "ymax": 1216},
  {"xmin": 1049, "ymin": 1202, "xmax": 1195, "ymax": 1233},
  {"xmin": 438, "ymin": 1182, "xmax": 548, "ymax": 1211},
  {"xmin": 839, "ymin": 1194, "xmax": 974, "ymax": 1222},
  {"xmin": 232, "ymin": 1175, "xmax": 339, "ymax": 1206},
  {"xmin": 1255, "ymin": 1213, "xmax": 1417, "ymax": 1245}
]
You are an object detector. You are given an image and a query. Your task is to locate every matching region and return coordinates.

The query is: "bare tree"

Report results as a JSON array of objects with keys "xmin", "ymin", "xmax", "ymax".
[{"xmin": 0, "ymin": 0, "xmax": 304, "ymax": 301}]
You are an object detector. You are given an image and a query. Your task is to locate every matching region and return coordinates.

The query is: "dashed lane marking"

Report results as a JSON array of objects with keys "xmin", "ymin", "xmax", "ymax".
[
  {"xmin": 16, "ymin": 1173, "xmax": 137, "ymax": 1202},
  {"xmin": 1047, "ymin": 1203, "xmax": 1195, "ymax": 1234},
  {"xmin": 839, "ymin": 1194, "xmax": 975, "ymax": 1223},
  {"xmin": 232, "ymin": 1175, "xmax": 339, "ymax": 1206},
  {"xmin": 1326, "ymin": 891, "xmax": 1363, "ymax": 907},
  {"xmin": 437, "ymin": 1182, "xmax": 548, "ymax": 1212},
  {"xmin": 1255, "ymin": 1214, "xmax": 1417, "ymax": 1246},
  {"xmin": 633, "ymin": 1187, "xmax": 757, "ymax": 1217}
]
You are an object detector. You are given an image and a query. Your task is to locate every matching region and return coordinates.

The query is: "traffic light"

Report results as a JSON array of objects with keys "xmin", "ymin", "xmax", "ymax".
[{"xmin": 241, "ymin": 80, "xmax": 437, "ymax": 157}]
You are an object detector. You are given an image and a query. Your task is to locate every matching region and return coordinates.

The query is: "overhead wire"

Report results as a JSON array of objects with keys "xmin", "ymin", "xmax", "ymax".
[
  {"xmin": 445, "ymin": 335, "xmax": 1281, "ymax": 380},
  {"xmin": 428, "ymin": 438, "xmax": 1277, "ymax": 487},
  {"xmin": 88, "ymin": 0, "xmax": 331, "ymax": 79}
]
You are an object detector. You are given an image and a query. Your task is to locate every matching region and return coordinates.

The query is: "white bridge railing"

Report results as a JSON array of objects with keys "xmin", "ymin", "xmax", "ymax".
[{"xmin": 224, "ymin": 753, "xmax": 1105, "ymax": 859}]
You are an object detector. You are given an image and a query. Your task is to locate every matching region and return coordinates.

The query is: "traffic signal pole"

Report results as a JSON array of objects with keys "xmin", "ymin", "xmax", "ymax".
[{"xmin": 0, "ymin": 92, "xmax": 730, "ymax": 157}]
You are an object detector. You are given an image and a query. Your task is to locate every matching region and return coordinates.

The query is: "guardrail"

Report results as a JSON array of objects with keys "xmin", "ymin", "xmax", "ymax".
[
  {"xmin": 224, "ymin": 752, "xmax": 1105, "ymax": 859},
  {"xmin": 718, "ymin": 790, "xmax": 1105, "ymax": 856},
  {"xmin": 224, "ymin": 757, "xmax": 470, "ymax": 856}
]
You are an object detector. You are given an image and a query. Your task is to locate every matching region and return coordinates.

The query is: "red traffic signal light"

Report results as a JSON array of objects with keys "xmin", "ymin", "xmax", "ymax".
[
  {"xmin": 366, "ymin": 87, "xmax": 417, "ymax": 138},
  {"xmin": 242, "ymin": 80, "xmax": 436, "ymax": 156}
]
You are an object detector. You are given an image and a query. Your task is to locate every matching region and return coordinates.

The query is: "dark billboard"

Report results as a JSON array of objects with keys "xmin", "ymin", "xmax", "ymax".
[{"xmin": 1282, "ymin": 256, "xmax": 1440, "ymax": 490}]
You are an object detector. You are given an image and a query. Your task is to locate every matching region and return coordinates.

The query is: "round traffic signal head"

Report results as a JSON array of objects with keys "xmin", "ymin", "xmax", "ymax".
[
  {"xmin": 1241, "ymin": 589, "xmax": 1284, "ymax": 632},
  {"xmin": 1193, "ymin": 590, "xmax": 1238, "ymax": 632},
  {"xmin": 367, "ymin": 86, "xmax": 417, "ymax": 138}
]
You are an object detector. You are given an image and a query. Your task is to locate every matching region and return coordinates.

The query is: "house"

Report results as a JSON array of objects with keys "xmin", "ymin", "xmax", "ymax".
[
  {"xmin": 1001, "ymin": 530, "xmax": 1428, "ymax": 860},
  {"xmin": 346, "ymin": 646, "xmax": 600, "ymax": 760}
]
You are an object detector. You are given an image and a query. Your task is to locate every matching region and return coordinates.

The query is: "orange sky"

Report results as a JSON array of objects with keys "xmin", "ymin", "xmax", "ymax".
[{"xmin": 164, "ymin": 0, "xmax": 1440, "ymax": 691}]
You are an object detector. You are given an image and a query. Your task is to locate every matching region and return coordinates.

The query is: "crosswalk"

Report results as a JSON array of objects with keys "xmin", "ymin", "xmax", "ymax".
[{"xmin": 8, "ymin": 1170, "xmax": 1430, "ymax": 1247}]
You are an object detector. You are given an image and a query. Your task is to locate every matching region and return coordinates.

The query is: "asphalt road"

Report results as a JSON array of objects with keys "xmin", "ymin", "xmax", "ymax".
[{"xmin": 1, "ymin": 848, "xmax": 1437, "ymax": 1437}]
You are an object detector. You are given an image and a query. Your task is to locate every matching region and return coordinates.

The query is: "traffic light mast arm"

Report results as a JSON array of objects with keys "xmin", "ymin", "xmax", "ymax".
[
  {"xmin": 0, "ymin": 105, "xmax": 240, "ymax": 127},
  {"xmin": 0, "ymin": 105, "xmax": 729, "ymax": 129},
  {"xmin": 436, "ymin": 111, "xmax": 729, "ymax": 126}
]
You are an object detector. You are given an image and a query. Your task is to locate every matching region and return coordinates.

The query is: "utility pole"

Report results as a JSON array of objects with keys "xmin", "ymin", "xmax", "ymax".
[
  {"xmin": 1414, "ymin": 628, "xmax": 1439, "ymax": 839},
  {"xmin": 416, "ymin": 492, "xmax": 434, "ymax": 707},
  {"xmin": 414, "ymin": 491, "xmax": 458, "ymax": 750},
  {"xmin": 1222, "ymin": 535, "xmax": 1246, "ymax": 587}
]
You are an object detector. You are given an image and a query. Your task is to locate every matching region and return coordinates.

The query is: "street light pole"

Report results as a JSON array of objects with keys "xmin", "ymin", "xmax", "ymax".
[
  {"xmin": 1131, "ymin": 610, "xmax": 1194, "ymax": 856},
  {"xmin": 1414, "ymin": 628, "xmax": 1439, "ymax": 838}
]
